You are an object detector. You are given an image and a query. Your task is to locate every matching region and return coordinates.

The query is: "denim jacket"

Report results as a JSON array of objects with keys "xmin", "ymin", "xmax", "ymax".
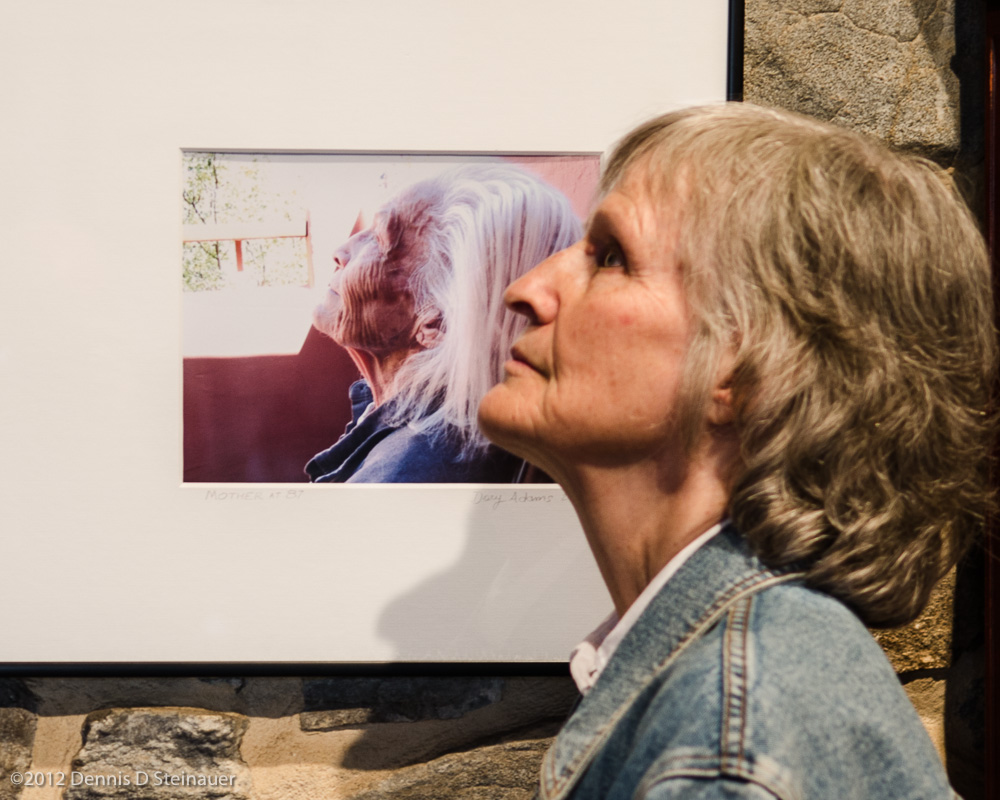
[{"xmin": 542, "ymin": 526, "xmax": 955, "ymax": 800}]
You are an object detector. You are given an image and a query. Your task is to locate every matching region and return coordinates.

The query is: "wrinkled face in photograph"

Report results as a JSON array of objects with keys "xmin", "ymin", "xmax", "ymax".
[{"xmin": 314, "ymin": 186, "xmax": 440, "ymax": 355}]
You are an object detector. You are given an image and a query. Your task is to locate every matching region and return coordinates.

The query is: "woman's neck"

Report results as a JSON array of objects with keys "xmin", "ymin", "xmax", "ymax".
[
  {"xmin": 346, "ymin": 347, "xmax": 418, "ymax": 406},
  {"xmin": 555, "ymin": 441, "xmax": 735, "ymax": 618}
]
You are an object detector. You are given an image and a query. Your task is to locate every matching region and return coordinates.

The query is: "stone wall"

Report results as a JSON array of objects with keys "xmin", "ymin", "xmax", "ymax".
[
  {"xmin": 1, "ymin": 1, "xmax": 984, "ymax": 797},
  {"xmin": 0, "ymin": 676, "xmax": 576, "ymax": 800},
  {"xmin": 746, "ymin": 0, "xmax": 961, "ymax": 154},
  {"xmin": 744, "ymin": 0, "xmax": 984, "ymax": 198}
]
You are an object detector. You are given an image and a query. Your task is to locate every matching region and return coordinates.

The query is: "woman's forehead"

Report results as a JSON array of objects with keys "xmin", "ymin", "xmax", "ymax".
[
  {"xmin": 598, "ymin": 157, "xmax": 689, "ymax": 217},
  {"xmin": 374, "ymin": 185, "xmax": 441, "ymax": 251},
  {"xmin": 591, "ymin": 166, "xmax": 686, "ymax": 247}
]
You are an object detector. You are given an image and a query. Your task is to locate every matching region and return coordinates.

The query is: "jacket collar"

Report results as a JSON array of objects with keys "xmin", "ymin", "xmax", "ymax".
[{"xmin": 540, "ymin": 525, "xmax": 800, "ymax": 799}]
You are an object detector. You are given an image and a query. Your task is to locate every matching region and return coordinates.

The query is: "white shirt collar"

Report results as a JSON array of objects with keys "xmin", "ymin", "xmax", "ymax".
[{"xmin": 569, "ymin": 520, "xmax": 728, "ymax": 695}]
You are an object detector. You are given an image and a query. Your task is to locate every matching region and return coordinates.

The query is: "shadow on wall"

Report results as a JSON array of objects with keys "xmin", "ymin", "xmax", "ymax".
[
  {"xmin": 328, "ymin": 494, "xmax": 603, "ymax": 769},
  {"xmin": 374, "ymin": 490, "xmax": 605, "ymax": 662}
]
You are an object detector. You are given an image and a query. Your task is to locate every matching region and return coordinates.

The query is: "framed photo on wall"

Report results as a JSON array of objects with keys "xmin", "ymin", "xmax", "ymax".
[
  {"xmin": 181, "ymin": 152, "xmax": 600, "ymax": 486},
  {"xmin": 0, "ymin": 0, "xmax": 740, "ymax": 667}
]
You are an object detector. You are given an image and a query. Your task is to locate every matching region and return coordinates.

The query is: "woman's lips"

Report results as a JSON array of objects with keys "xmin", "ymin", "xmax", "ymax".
[{"xmin": 509, "ymin": 344, "xmax": 543, "ymax": 375}]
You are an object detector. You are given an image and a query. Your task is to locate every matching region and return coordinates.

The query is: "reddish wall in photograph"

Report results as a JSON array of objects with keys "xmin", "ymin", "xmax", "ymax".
[{"xmin": 183, "ymin": 326, "xmax": 358, "ymax": 482}]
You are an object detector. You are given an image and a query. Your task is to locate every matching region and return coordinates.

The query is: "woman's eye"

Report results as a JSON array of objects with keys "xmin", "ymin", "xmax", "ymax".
[{"xmin": 599, "ymin": 243, "xmax": 625, "ymax": 269}]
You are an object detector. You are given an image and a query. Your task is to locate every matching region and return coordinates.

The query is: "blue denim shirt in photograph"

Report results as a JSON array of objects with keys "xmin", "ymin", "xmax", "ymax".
[
  {"xmin": 542, "ymin": 525, "xmax": 956, "ymax": 800},
  {"xmin": 305, "ymin": 380, "xmax": 522, "ymax": 483}
]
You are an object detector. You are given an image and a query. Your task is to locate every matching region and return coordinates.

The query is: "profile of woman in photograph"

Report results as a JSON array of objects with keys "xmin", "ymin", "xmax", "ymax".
[
  {"xmin": 478, "ymin": 104, "xmax": 994, "ymax": 798},
  {"xmin": 308, "ymin": 164, "xmax": 581, "ymax": 483}
]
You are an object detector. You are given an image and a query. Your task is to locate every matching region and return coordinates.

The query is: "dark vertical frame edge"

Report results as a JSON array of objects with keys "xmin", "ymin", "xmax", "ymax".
[
  {"xmin": 986, "ymin": 1, "xmax": 998, "ymax": 797},
  {"xmin": 727, "ymin": 0, "xmax": 745, "ymax": 102}
]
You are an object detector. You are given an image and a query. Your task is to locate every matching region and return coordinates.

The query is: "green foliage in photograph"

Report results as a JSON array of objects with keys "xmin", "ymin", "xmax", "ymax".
[
  {"xmin": 182, "ymin": 154, "xmax": 229, "ymax": 291},
  {"xmin": 182, "ymin": 153, "xmax": 308, "ymax": 292}
]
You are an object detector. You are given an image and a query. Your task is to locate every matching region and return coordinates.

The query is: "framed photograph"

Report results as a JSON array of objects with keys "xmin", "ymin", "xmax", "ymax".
[
  {"xmin": 182, "ymin": 152, "xmax": 600, "ymax": 485},
  {"xmin": 1, "ymin": 0, "xmax": 736, "ymax": 667}
]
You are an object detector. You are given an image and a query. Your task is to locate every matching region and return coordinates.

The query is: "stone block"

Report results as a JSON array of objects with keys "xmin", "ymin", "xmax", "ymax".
[
  {"xmin": 65, "ymin": 708, "xmax": 251, "ymax": 800},
  {"xmin": 346, "ymin": 735, "xmax": 553, "ymax": 800},
  {"xmin": 903, "ymin": 676, "xmax": 946, "ymax": 765},
  {"xmin": 0, "ymin": 708, "xmax": 36, "ymax": 800},
  {"xmin": 301, "ymin": 677, "xmax": 503, "ymax": 730},
  {"xmin": 745, "ymin": 0, "xmax": 959, "ymax": 157},
  {"xmin": 871, "ymin": 569, "xmax": 954, "ymax": 673},
  {"xmin": 841, "ymin": 0, "xmax": 937, "ymax": 42},
  {"xmin": 0, "ymin": 680, "xmax": 37, "ymax": 713},
  {"xmin": 333, "ymin": 677, "xmax": 578, "ymax": 770},
  {"xmin": 786, "ymin": 0, "xmax": 842, "ymax": 15},
  {"xmin": 24, "ymin": 678, "xmax": 301, "ymax": 719}
]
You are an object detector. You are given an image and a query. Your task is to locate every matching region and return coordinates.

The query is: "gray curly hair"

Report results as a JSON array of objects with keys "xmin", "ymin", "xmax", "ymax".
[{"xmin": 603, "ymin": 103, "xmax": 996, "ymax": 627}]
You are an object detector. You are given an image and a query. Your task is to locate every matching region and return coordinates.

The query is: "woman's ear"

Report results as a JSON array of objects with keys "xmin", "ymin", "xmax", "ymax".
[
  {"xmin": 413, "ymin": 307, "xmax": 445, "ymax": 350},
  {"xmin": 349, "ymin": 209, "xmax": 367, "ymax": 236},
  {"xmin": 706, "ymin": 351, "xmax": 735, "ymax": 427},
  {"xmin": 707, "ymin": 383, "xmax": 734, "ymax": 427}
]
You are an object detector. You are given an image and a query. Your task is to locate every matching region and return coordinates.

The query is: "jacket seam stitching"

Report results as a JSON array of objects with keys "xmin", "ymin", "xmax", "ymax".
[{"xmin": 721, "ymin": 596, "xmax": 752, "ymax": 771}]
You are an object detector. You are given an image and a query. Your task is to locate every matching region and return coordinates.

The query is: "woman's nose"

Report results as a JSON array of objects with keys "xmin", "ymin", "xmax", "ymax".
[
  {"xmin": 504, "ymin": 246, "xmax": 570, "ymax": 326},
  {"xmin": 333, "ymin": 235, "xmax": 361, "ymax": 270}
]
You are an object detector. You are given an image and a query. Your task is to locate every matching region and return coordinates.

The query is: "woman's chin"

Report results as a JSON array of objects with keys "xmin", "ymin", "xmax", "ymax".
[
  {"xmin": 478, "ymin": 384, "xmax": 543, "ymax": 461},
  {"xmin": 311, "ymin": 303, "xmax": 341, "ymax": 338}
]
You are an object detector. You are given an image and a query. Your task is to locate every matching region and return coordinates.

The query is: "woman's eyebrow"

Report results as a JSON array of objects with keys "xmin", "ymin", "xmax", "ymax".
[{"xmin": 585, "ymin": 207, "xmax": 614, "ymax": 238}]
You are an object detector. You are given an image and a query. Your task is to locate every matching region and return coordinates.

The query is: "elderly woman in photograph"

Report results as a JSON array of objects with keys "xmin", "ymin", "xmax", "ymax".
[
  {"xmin": 308, "ymin": 164, "xmax": 580, "ymax": 483},
  {"xmin": 478, "ymin": 104, "xmax": 994, "ymax": 798}
]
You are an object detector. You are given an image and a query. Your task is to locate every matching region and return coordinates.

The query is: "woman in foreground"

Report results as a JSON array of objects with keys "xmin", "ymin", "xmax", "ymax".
[{"xmin": 478, "ymin": 104, "xmax": 995, "ymax": 799}]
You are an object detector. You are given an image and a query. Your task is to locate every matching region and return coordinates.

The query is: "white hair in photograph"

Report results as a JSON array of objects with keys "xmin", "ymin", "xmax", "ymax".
[{"xmin": 386, "ymin": 163, "xmax": 581, "ymax": 458}]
